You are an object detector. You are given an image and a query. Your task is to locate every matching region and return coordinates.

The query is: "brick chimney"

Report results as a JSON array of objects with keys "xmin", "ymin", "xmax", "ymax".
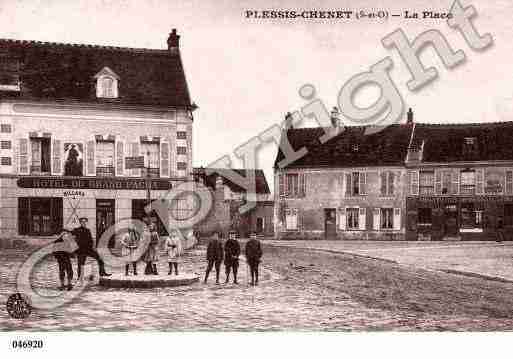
[
  {"xmin": 407, "ymin": 108, "xmax": 414, "ymax": 124},
  {"xmin": 167, "ymin": 29, "xmax": 180, "ymax": 51}
]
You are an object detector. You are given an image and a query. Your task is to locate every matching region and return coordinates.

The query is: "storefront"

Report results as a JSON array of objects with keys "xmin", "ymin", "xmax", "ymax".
[{"xmin": 406, "ymin": 196, "xmax": 513, "ymax": 241}]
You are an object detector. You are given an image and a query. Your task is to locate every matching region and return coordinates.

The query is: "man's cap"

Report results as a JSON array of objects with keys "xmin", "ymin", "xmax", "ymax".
[{"xmin": 79, "ymin": 217, "xmax": 88, "ymax": 222}]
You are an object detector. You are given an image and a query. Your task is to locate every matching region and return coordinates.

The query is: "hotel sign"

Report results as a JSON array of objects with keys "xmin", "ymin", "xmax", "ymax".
[{"xmin": 17, "ymin": 176, "xmax": 171, "ymax": 190}]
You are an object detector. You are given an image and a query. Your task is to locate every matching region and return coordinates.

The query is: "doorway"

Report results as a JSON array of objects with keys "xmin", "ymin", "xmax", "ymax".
[
  {"xmin": 443, "ymin": 204, "xmax": 459, "ymax": 237},
  {"xmin": 96, "ymin": 199, "xmax": 115, "ymax": 247},
  {"xmin": 256, "ymin": 217, "xmax": 264, "ymax": 234},
  {"xmin": 324, "ymin": 208, "xmax": 337, "ymax": 240}
]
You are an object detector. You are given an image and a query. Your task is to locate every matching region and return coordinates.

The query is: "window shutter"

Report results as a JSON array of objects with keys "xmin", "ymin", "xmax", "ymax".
[
  {"xmin": 86, "ymin": 140, "xmax": 96, "ymax": 176},
  {"xmin": 435, "ymin": 171, "xmax": 442, "ymax": 195},
  {"xmin": 279, "ymin": 174, "xmax": 285, "ymax": 197},
  {"xmin": 393, "ymin": 208, "xmax": 401, "ymax": 230},
  {"xmin": 18, "ymin": 138, "xmax": 29, "ymax": 174},
  {"xmin": 359, "ymin": 207, "xmax": 366, "ymax": 230},
  {"xmin": 345, "ymin": 173, "xmax": 352, "ymax": 197},
  {"xmin": 380, "ymin": 172, "xmax": 387, "ymax": 195},
  {"xmin": 130, "ymin": 142, "xmax": 141, "ymax": 177},
  {"xmin": 373, "ymin": 208, "xmax": 380, "ymax": 230},
  {"xmin": 51, "ymin": 139, "xmax": 62, "ymax": 175},
  {"xmin": 476, "ymin": 169, "xmax": 484, "ymax": 194},
  {"xmin": 410, "ymin": 171, "xmax": 419, "ymax": 195},
  {"xmin": 338, "ymin": 208, "xmax": 346, "ymax": 230},
  {"xmin": 18, "ymin": 197, "xmax": 29, "ymax": 235},
  {"xmin": 388, "ymin": 172, "xmax": 395, "ymax": 196},
  {"xmin": 299, "ymin": 173, "xmax": 306, "ymax": 197},
  {"xmin": 507, "ymin": 170, "xmax": 513, "ymax": 195},
  {"xmin": 115, "ymin": 139, "xmax": 124, "ymax": 177},
  {"xmin": 452, "ymin": 170, "xmax": 460, "ymax": 195},
  {"xmin": 360, "ymin": 172, "xmax": 367, "ymax": 195},
  {"xmin": 160, "ymin": 141, "xmax": 170, "ymax": 178}
]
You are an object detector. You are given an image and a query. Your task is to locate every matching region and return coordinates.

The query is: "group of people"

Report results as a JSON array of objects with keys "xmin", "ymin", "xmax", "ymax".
[{"xmin": 204, "ymin": 231, "xmax": 263, "ymax": 286}]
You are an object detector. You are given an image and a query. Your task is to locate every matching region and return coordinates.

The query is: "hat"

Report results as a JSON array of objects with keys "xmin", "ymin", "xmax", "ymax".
[{"xmin": 79, "ymin": 217, "xmax": 88, "ymax": 222}]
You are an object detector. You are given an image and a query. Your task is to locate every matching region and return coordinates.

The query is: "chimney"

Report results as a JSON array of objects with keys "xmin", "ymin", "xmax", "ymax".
[
  {"xmin": 407, "ymin": 108, "xmax": 414, "ymax": 124},
  {"xmin": 283, "ymin": 112, "xmax": 294, "ymax": 130},
  {"xmin": 330, "ymin": 106, "xmax": 340, "ymax": 127},
  {"xmin": 167, "ymin": 29, "xmax": 180, "ymax": 50}
]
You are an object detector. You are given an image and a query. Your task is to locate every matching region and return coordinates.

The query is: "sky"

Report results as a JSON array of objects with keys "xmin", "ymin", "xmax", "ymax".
[{"xmin": 1, "ymin": 0, "xmax": 512, "ymax": 193}]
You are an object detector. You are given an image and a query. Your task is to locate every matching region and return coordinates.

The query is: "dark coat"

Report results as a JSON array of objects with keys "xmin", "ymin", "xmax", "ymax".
[
  {"xmin": 224, "ymin": 238, "xmax": 241, "ymax": 264},
  {"xmin": 206, "ymin": 238, "xmax": 224, "ymax": 262},
  {"xmin": 53, "ymin": 235, "xmax": 72, "ymax": 261},
  {"xmin": 72, "ymin": 226, "xmax": 94, "ymax": 253},
  {"xmin": 245, "ymin": 238, "xmax": 262, "ymax": 262}
]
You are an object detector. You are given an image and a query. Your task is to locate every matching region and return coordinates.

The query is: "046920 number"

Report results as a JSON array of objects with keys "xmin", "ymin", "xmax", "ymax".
[{"xmin": 11, "ymin": 340, "xmax": 43, "ymax": 349}]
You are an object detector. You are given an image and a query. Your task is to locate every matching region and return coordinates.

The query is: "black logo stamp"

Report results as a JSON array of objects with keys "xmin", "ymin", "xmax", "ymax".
[{"xmin": 6, "ymin": 293, "xmax": 32, "ymax": 319}]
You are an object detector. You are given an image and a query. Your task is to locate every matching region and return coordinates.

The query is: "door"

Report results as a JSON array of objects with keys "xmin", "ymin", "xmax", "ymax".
[
  {"xmin": 444, "ymin": 204, "xmax": 459, "ymax": 237},
  {"xmin": 256, "ymin": 217, "xmax": 264, "ymax": 234},
  {"xmin": 324, "ymin": 208, "xmax": 337, "ymax": 240},
  {"xmin": 96, "ymin": 199, "xmax": 115, "ymax": 247}
]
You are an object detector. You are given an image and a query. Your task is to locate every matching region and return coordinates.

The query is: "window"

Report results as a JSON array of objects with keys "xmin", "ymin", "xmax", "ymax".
[
  {"xmin": 460, "ymin": 202, "xmax": 482, "ymax": 229},
  {"xmin": 1, "ymin": 140, "xmax": 11, "ymax": 149},
  {"xmin": 141, "ymin": 141, "xmax": 160, "ymax": 177},
  {"xmin": 95, "ymin": 67, "xmax": 119, "ymax": 99},
  {"xmin": 460, "ymin": 170, "xmax": 476, "ymax": 195},
  {"xmin": 177, "ymin": 131, "xmax": 187, "ymax": 139},
  {"xmin": 287, "ymin": 173, "xmax": 299, "ymax": 196},
  {"xmin": 347, "ymin": 172, "xmax": 367, "ymax": 196},
  {"xmin": 507, "ymin": 171, "xmax": 513, "ymax": 195},
  {"xmin": 285, "ymin": 208, "xmax": 298, "ymax": 230},
  {"xmin": 418, "ymin": 208, "xmax": 432, "ymax": 225},
  {"xmin": 18, "ymin": 197, "xmax": 62, "ymax": 236},
  {"xmin": 279, "ymin": 173, "xmax": 305, "ymax": 198},
  {"xmin": 442, "ymin": 171, "xmax": 452, "ymax": 194},
  {"xmin": 0, "ymin": 124, "xmax": 11, "ymax": 133},
  {"xmin": 347, "ymin": 208, "xmax": 359, "ymax": 230},
  {"xmin": 171, "ymin": 198, "xmax": 193, "ymax": 221},
  {"xmin": 0, "ymin": 57, "xmax": 20, "ymax": 90},
  {"xmin": 177, "ymin": 146, "xmax": 187, "ymax": 155},
  {"xmin": 381, "ymin": 208, "xmax": 394, "ymax": 229},
  {"xmin": 1, "ymin": 157, "xmax": 11, "ymax": 166},
  {"xmin": 30, "ymin": 138, "xmax": 51, "ymax": 173},
  {"xmin": 96, "ymin": 140, "xmax": 115, "ymax": 177},
  {"xmin": 177, "ymin": 162, "xmax": 187, "ymax": 170},
  {"xmin": 419, "ymin": 171, "xmax": 435, "ymax": 195},
  {"xmin": 380, "ymin": 171, "xmax": 395, "ymax": 196},
  {"xmin": 100, "ymin": 77, "xmax": 114, "ymax": 98},
  {"xmin": 462, "ymin": 137, "xmax": 478, "ymax": 158}
]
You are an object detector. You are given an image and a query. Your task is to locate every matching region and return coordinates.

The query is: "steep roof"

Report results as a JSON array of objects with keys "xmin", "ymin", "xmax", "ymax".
[
  {"xmin": 274, "ymin": 124, "xmax": 414, "ymax": 169},
  {"xmin": 0, "ymin": 37, "xmax": 192, "ymax": 108},
  {"xmin": 411, "ymin": 122, "xmax": 513, "ymax": 163},
  {"xmin": 193, "ymin": 168, "xmax": 271, "ymax": 194}
]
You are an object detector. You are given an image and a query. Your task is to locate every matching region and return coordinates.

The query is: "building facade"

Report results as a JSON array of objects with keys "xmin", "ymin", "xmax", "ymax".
[
  {"xmin": 274, "ymin": 114, "xmax": 413, "ymax": 240},
  {"xmin": 193, "ymin": 168, "xmax": 274, "ymax": 237},
  {"xmin": 405, "ymin": 122, "xmax": 513, "ymax": 241},
  {"xmin": 0, "ymin": 30, "xmax": 195, "ymax": 242}
]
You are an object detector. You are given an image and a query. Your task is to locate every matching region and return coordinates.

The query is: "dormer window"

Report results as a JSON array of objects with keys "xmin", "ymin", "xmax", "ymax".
[{"xmin": 94, "ymin": 67, "xmax": 119, "ymax": 99}]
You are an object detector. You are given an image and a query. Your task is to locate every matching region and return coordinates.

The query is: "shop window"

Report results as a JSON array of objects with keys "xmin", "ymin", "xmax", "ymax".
[
  {"xmin": 285, "ymin": 208, "xmax": 298, "ymax": 230},
  {"xmin": 460, "ymin": 202, "xmax": 482, "ymax": 229},
  {"xmin": 0, "ymin": 124, "xmax": 11, "ymax": 133},
  {"xmin": 505, "ymin": 204, "xmax": 513, "ymax": 226},
  {"xmin": 418, "ymin": 208, "xmax": 432, "ymax": 225},
  {"xmin": 30, "ymin": 138, "xmax": 51, "ymax": 174},
  {"xmin": 141, "ymin": 141, "xmax": 160, "ymax": 178},
  {"xmin": 381, "ymin": 208, "xmax": 394, "ymax": 229},
  {"xmin": 442, "ymin": 171, "xmax": 452, "ymax": 194},
  {"xmin": 460, "ymin": 170, "xmax": 476, "ymax": 195},
  {"xmin": 419, "ymin": 171, "xmax": 435, "ymax": 195},
  {"xmin": 380, "ymin": 171, "xmax": 395, "ymax": 196},
  {"xmin": 131, "ymin": 199, "xmax": 168, "ymax": 236},
  {"xmin": 96, "ymin": 140, "xmax": 115, "ymax": 177},
  {"xmin": 347, "ymin": 208, "xmax": 359, "ymax": 230},
  {"xmin": 18, "ymin": 197, "xmax": 62, "ymax": 236}
]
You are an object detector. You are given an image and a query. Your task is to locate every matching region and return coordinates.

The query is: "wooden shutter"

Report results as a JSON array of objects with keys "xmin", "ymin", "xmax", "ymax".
[
  {"xmin": 160, "ymin": 141, "xmax": 170, "ymax": 178},
  {"xmin": 380, "ymin": 172, "xmax": 387, "ymax": 196},
  {"xmin": 360, "ymin": 172, "xmax": 367, "ymax": 195},
  {"xmin": 476, "ymin": 169, "xmax": 484, "ymax": 194},
  {"xmin": 507, "ymin": 170, "xmax": 513, "ymax": 195},
  {"xmin": 393, "ymin": 208, "xmax": 401, "ymax": 230},
  {"xmin": 345, "ymin": 173, "xmax": 352, "ymax": 197},
  {"xmin": 388, "ymin": 172, "xmax": 395, "ymax": 196},
  {"xmin": 435, "ymin": 171, "xmax": 442, "ymax": 195},
  {"xmin": 373, "ymin": 208, "xmax": 380, "ymax": 230},
  {"xmin": 86, "ymin": 140, "xmax": 96, "ymax": 176},
  {"xmin": 278, "ymin": 174, "xmax": 285, "ymax": 197},
  {"xmin": 51, "ymin": 139, "xmax": 62, "ymax": 175},
  {"xmin": 18, "ymin": 197, "xmax": 29, "ymax": 235},
  {"xmin": 130, "ymin": 142, "xmax": 141, "ymax": 177},
  {"xmin": 338, "ymin": 208, "xmax": 346, "ymax": 230},
  {"xmin": 299, "ymin": 173, "xmax": 306, "ymax": 197},
  {"xmin": 452, "ymin": 170, "xmax": 460, "ymax": 194},
  {"xmin": 18, "ymin": 138, "xmax": 29, "ymax": 174},
  {"xmin": 359, "ymin": 207, "xmax": 366, "ymax": 230},
  {"xmin": 116, "ymin": 139, "xmax": 124, "ymax": 177},
  {"xmin": 409, "ymin": 171, "xmax": 419, "ymax": 195}
]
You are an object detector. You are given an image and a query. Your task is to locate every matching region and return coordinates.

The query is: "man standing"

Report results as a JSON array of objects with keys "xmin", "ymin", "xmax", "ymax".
[
  {"xmin": 224, "ymin": 230, "xmax": 241, "ymax": 284},
  {"xmin": 73, "ymin": 217, "xmax": 111, "ymax": 279},
  {"xmin": 204, "ymin": 231, "xmax": 224, "ymax": 284},
  {"xmin": 245, "ymin": 232, "xmax": 263, "ymax": 286}
]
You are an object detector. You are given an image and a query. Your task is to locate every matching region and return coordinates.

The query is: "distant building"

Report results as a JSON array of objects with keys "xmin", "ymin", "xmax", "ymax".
[
  {"xmin": 0, "ymin": 30, "xmax": 195, "ymax": 241},
  {"xmin": 193, "ymin": 168, "xmax": 273, "ymax": 237},
  {"xmin": 405, "ymin": 122, "xmax": 513, "ymax": 241}
]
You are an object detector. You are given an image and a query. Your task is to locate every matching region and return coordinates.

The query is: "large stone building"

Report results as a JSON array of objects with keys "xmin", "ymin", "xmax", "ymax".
[
  {"xmin": 0, "ymin": 30, "xmax": 195, "ymax": 242},
  {"xmin": 405, "ymin": 122, "xmax": 513, "ymax": 241},
  {"xmin": 274, "ymin": 112, "xmax": 413, "ymax": 240},
  {"xmin": 193, "ymin": 167, "xmax": 273, "ymax": 237}
]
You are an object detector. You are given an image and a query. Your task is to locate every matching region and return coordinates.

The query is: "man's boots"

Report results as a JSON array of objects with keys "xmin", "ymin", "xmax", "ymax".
[{"xmin": 153, "ymin": 263, "xmax": 158, "ymax": 275}]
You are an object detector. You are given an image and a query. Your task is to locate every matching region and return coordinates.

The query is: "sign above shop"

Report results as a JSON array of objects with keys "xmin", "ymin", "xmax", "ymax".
[{"xmin": 17, "ymin": 176, "xmax": 171, "ymax": 190}]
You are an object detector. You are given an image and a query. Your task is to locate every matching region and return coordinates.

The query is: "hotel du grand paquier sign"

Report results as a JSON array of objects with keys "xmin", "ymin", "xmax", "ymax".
[{"xmin": 17, "ymin": 176, "xmax": 171, "ymax": 190}]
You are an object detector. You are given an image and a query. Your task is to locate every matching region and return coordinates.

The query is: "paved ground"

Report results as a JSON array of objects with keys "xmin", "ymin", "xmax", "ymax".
[
  {"xmin": 266, "ymin": 240, "xmax": 513, "ymax": 281},
  {"xmin": 2, "ymin": 241, "xmax": 513, "ymax": 331}
]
